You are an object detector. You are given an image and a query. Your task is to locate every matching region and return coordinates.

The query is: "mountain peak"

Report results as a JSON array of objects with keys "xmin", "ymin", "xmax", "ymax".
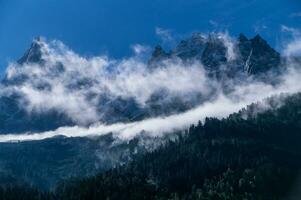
[
  {"xmin": 190, "ymin": 32, "xmax": 206, "ymax": 42},
  {"xmin": 148, "ymin": 32, "xmax": 281, "ymax": 75},
  {"xmin": 152, "ymin": 45, "xmax": 167, "ymax": 57},
  {"xmin": 17, "ymin": 37, "xmax": 45, "ymax": 65},
  {"xmin": 238, "ymin": 34, "xmax": 280, "ymax": 74},
  {"xmin": 148, "ymin": 45, "xmax": 171, "ymax": 65},
  {"xmin": 251, "ymin": 34, "xmax": 266, "ymax": 44},
  {"xmin": 238, "ymin": 33, "xmax": 248, "ymax": 42},
  {"xmin": 170, "ymin": 32, "xmax": 206, "ymax": 61}
]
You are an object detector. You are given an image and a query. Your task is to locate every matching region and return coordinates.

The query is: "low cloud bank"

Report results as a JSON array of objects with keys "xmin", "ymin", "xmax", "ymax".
[
  {"xmin": 1, "ymin": 65, "xmax": 301, "ymax": 143},
  {"xmin": 3, "ymin": 39, "xmax": 214, "ymax": 124},
  {"xmin": 1, "ymin": 30, "xmax": 301, "ymax": 142}
]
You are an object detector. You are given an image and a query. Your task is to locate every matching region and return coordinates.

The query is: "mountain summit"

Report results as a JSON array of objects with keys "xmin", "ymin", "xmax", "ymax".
[
  {"xmin": 17, "ymin": 37, "xmax": 45, "ymax": 65},
  {"xmin": 149, "ymin": 33, "xmax": 281, "ymax": 75},
  {"xmin": 0, "ymin": 33, "xmax": 284, "ymax": 134},
  {"xmin": 238, "ymin": 34, "xmax": 280, "ymax": 74},
  {"xmin": 0, "ymin": 33, "xmax": 297, "ymax": 192}
]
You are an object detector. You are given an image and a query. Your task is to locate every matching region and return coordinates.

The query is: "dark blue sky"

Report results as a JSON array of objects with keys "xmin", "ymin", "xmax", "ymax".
[{"xmin": 0, "ymin": 0, "xmax": 300, "ymax": 74}]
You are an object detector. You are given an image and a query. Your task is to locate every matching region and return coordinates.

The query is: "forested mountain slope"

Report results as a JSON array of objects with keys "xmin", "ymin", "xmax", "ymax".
[
  {"xmin": 2, "ymin": 92, "xmax": 301, "ymax": 199},
  {"xmin": 53, "ymin": 93, "xmax": 301, "ymax": 200}
]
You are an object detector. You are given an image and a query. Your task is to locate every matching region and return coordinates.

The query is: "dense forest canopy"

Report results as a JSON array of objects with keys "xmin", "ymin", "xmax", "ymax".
[{"xmin": 1, "ymin": 92, "xmax": 301, "ymax": 199}]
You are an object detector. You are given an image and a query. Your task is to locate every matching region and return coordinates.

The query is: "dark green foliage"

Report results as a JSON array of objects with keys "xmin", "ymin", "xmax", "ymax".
[
  {"xmin": 0, "ymin": 133, "xmax": 144, "ymax": 190},
  {"xmin": 0, "ymin": 185, "xmax": 52, "ymax": 200},
  {"xmin": 52, "ymin": 93, "xmax": 301, "ymax": 199},
  {"xmin": 3, "ymin": 93, "xmax": 301, "ymax": 199}
]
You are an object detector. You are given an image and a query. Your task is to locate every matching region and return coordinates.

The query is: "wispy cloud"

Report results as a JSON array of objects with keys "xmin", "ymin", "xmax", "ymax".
[
  {"xmin": 3, "ymin": 38, "xmax": 214, "ymax": 124},
  {"xmin": 281, "ymin": 25, "xmax": 301, "ymax": 56},
  {"xmin": 2, "ymin": 30, "xmax": 301, "ymax": 142},
  {"xmin": 155, "ymin": 27, "xmax": 173, "ymax": 42},
  {"xmin": 2, "ymin": 64, "xmax": 301, "ymax": 143}
]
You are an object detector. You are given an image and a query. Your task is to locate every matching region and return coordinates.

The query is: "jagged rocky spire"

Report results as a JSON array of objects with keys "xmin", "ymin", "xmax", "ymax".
[
  {"xmin": 238, "ymin": 34, "xmax": 280, "ymax": 74},
  {"xmin": 148, "ymin": 45, "xmax": 171, "ymax": 65},
  {"xmin": 238, "ymin": 33, "xmax": 248, "ymax": 42},
  {"xmin": 149, "ymin": 32, "xmax": 281, "ymax": 75},
  {"xmin": 17, "ymin": 36, "xmax": 45, "ymax": 64}
]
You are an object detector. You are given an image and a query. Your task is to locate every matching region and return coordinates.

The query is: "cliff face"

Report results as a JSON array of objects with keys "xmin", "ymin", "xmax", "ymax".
[{"xmin": 149, "ymin": 33, "xmax": 281, "ymax": 76}]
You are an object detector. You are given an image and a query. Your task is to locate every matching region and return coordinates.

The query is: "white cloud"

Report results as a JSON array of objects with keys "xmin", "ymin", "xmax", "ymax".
[
  {"xmin": 155, "ymin": 27, "xmax": 173, "ymax": 42},
  {"xmin": 131, "ymin": 44, "xmax": 150, "ymax": 56},
  {"xmin": 2, "ymin": 31, "xmax": 301, "ymax": 142},
  {"xmin": 281, "ymin": 26, "xmax": 301, "ymax": 56},
  {"xmin": 155, "ymin": 27, "xmax": 178, "ymax": 48},
  {"xmin": 4, "ymin": 39, "xmax": 215, "ymax": 124},
  {"xmin": 2, "ymin": 64, "xmax": 301, "ymax": 143},
  {"xmin": 284, "ymin": 40, "xmax": 301, "ymax": 57},
  {"xmin": 217, "ymin": 32, "xmax": 237, "ymax": 61},
  {"xmin": 281, "ymin": 25, "xmax": 300, "ymax": 37}
]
